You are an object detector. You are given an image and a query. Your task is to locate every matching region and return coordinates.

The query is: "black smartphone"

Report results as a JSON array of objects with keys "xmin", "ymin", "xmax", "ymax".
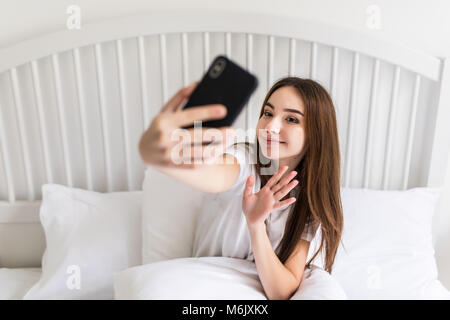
[{"xmin": 181, "ymin": 55, "xmax": 258, "ymax": 129}]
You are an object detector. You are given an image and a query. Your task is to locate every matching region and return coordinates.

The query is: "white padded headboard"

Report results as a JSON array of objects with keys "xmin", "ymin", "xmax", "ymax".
[{"xmin": 0, "ymin": 9, "xmax": 449, "ymax": 267}]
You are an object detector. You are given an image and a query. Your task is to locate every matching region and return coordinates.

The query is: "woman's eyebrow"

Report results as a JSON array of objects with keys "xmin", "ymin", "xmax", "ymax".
[{"xmin": 265, "ymin": 102, "xmax": 304, "ymax": 117}]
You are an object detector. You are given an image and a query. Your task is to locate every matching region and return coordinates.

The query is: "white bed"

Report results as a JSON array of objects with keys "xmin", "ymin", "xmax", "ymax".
[
  {"xmin": 0, "ymin": 9, "xmax": 449, "ymax": 299},
  {"xmin": 0, "ymin": 268, "xmax": 41, "ymax": 300}
]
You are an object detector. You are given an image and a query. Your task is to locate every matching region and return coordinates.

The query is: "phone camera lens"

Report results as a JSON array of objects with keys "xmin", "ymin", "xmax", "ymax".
[{"xmin": 209, "ymin": 58, "xmax": 226, "ymax": 79}]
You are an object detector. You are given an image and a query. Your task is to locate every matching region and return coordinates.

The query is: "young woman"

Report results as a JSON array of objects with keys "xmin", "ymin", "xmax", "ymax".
[{"xmin": 139, "ymin": 77, "xmax": 344, "ymax": 300}]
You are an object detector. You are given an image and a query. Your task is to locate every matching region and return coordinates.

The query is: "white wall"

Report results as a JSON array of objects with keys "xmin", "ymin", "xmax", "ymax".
[
  {"xmin": 1, "ymin": 0, "xmax": 449, "ymax": 58},
  {"xmin": 433, "ymin": 156, "xmax": 450, "ymax": 289}
]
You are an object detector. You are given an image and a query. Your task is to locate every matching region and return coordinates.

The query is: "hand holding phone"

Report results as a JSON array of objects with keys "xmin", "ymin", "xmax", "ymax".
[
  {"xmin": 181, "ymin": 55, "xmax": 258, "ymax": 129},
  {"xmin": 139, "ymin": 82, "xmax": 236, "ymax": 168}
]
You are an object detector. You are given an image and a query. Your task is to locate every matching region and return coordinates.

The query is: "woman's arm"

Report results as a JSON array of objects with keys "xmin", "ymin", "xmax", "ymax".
[
  {"xmin": 151, "ymin": 153, "xmax": 240, "ymax": 193},
  {"xmin": 242, "ymin": 165, "xmax": 307, "ymax": 299},
  {"xmin": 139, "ymin": 81, "xmax": 240, "ymax": 193},
  {"xmin": 249, "ymin": 224, "xmax": 310, "ymax": 300}
]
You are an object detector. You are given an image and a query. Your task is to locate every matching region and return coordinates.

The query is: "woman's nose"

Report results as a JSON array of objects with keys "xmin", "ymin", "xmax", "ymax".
[{"xmin": 264, "ymin": 117, "xmax": 281, "ymax": 134}]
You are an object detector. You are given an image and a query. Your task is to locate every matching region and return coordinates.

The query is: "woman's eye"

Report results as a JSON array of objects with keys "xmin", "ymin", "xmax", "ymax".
[
  {"xmin": 287, "ymin": 117, "xmax": 299, "ymax": 123},
  {"xmin": 263, "ymin": 111, "xmax": 272, "ymax": 117}
]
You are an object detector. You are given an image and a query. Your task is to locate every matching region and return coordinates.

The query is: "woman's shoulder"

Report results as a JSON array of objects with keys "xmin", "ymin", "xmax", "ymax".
[
  {"xmin": 224, "ymin": 142, "xmax": 257, "ymax": 164},
  {"xmin": 222, "ymin": 142, "xmax": 258, "ymax": 192}
]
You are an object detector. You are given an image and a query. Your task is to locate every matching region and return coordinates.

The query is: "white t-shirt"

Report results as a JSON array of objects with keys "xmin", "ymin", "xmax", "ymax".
[{"xmin": 192, "ymin": 142, "xmax": 319, "ymax": 262}]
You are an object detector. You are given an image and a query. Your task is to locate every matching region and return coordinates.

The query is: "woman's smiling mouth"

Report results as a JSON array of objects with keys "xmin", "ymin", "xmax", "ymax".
[{"xmin": 261, "ymin": 137, "xmax": 286, "ymax": 146}]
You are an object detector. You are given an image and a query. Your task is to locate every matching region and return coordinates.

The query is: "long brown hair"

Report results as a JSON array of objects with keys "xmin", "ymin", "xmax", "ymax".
[{"xmin": 239, "ymin": 77, "xmax": 343, "ymax": 273}]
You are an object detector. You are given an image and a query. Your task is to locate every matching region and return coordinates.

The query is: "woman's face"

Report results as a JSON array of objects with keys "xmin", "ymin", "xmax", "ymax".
[{"xmin": 256, "ymin": 86, "xmax": 306, "ymax": 161}]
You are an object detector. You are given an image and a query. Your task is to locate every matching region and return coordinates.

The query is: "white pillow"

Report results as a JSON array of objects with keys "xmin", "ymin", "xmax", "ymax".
[
  {"xmin": 142, "ymin": 167, "xmax": 205, "ymax": 264},
  {"xmin": 308, "ymin": 187, "xmax": 450, "ymax": 299},
  {"xmin": 23, "ymin": 184, "xmax": 142, "ymax": 300}
]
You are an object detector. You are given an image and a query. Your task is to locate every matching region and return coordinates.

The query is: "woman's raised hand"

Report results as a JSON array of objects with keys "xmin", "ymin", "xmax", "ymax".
[
  {"xmin": 139, "ymin": 81, "xmax": 236, "ymax": 168},
  {"xmin": 242, "ymin": 165, "xmax": 298, "ymax": 229}
]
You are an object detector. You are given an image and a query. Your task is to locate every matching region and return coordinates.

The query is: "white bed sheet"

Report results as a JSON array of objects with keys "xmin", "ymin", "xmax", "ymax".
[
  {"xmin": 114, "ymin": 257, "xmax": 266, "ymax": 300},
  {"xmin": 0, "ymin": 268, "xmax": 41, "ymax": 300},
  {"xmin": 114, "ymin": 256, "xmax": 348, "ymax": 300}
]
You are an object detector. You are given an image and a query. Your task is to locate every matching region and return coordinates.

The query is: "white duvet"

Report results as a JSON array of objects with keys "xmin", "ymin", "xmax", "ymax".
[{"xmin": 113, "ymin": 256, "xmax": 347, "ymax": 300}]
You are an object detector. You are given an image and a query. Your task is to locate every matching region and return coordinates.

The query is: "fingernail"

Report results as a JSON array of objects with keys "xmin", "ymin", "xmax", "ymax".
[{"xmin": 216, "ymin": 107, "xmax": 226, "ymax": 116}]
